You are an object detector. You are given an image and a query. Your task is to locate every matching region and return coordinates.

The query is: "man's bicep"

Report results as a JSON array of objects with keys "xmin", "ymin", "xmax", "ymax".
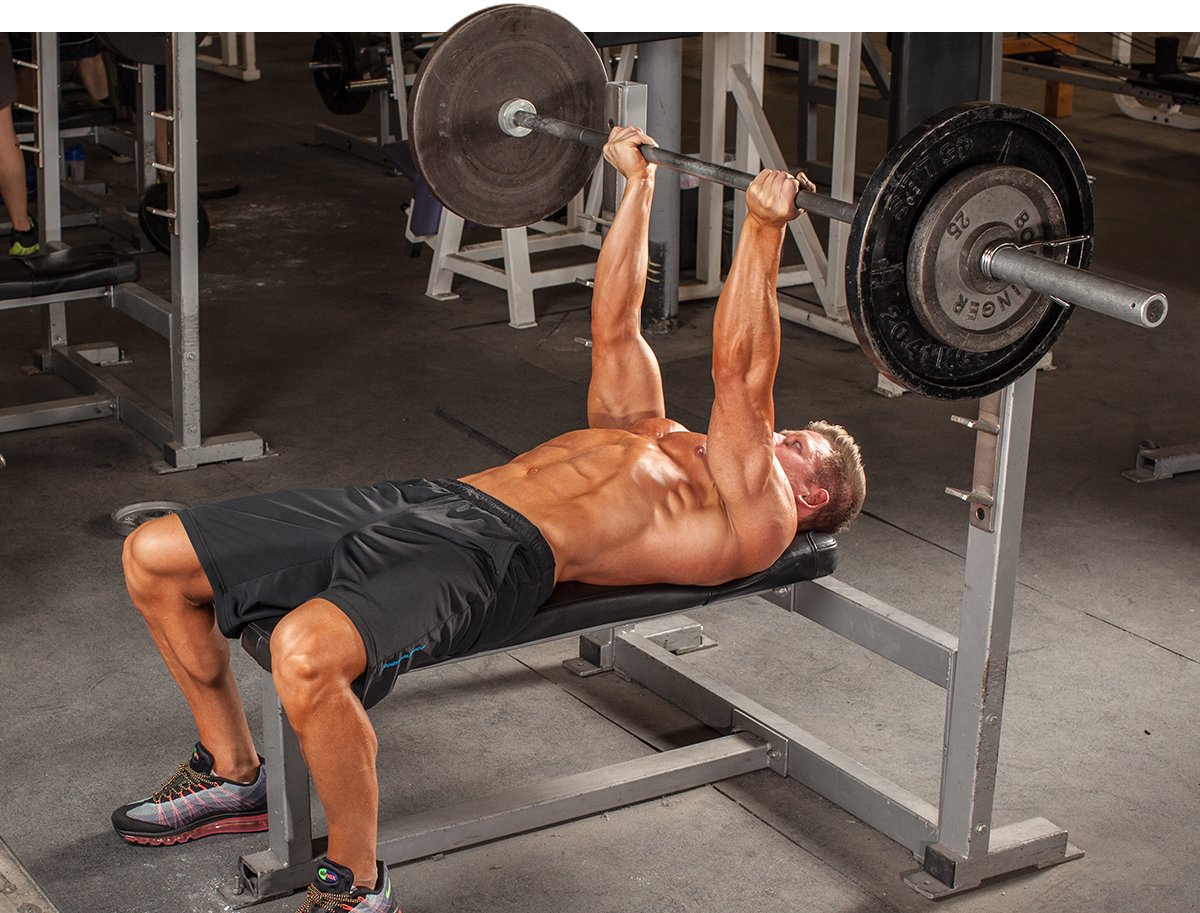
[{"xmin": 587, "ymin": 336, "xmax": 666, "ymax": 429}]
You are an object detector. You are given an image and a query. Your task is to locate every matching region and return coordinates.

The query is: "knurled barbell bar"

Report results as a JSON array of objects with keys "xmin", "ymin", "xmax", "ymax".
[{"xmin": 407, "ymin": 5, "xmax": 1168, "ymax": 400}]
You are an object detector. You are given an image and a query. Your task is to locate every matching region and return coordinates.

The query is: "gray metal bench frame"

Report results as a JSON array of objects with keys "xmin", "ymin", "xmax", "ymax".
[{"xmin": 222, "ymin": 371, "xmax": 1081, "ymax": 906}]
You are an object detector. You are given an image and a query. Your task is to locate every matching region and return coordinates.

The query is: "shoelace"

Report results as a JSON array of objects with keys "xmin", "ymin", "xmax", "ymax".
[
  {"xmin": 295, "ymin": 883, "xmax": 366, "ymax": 912},
  {"xmin": 150, "ymin": 763, "xmax": 220, "ymax": 802}
]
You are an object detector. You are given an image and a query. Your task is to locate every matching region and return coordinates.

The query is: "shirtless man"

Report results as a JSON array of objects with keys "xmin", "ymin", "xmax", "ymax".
[{"xmin": 114, "ymin": 126, "xmax": 865, "ymax": 913}]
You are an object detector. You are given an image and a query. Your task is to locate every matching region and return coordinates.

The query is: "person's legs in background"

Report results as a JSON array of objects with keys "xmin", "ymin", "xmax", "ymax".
[{"xmin": 0, "ymin": 35, "xmax": 37, "ymax": 256}]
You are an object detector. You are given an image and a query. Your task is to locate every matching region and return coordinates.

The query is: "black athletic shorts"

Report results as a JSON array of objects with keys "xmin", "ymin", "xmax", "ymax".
[
  {"xmin": 9, "ymin": 33, "xmax": 102, "ymax": 62},
  {"xmin": 177, "ymin": 479, "xmax": 557, "ymax": 709}
]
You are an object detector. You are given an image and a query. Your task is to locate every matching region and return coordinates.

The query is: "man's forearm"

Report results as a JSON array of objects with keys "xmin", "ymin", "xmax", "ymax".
[
  {"xmin": 711, "ymin": 216, "xmax": 785, "ymax": 397},
  {"xmin": 591, "ymin": 175, "xmax": 654, "ymax": 343}
]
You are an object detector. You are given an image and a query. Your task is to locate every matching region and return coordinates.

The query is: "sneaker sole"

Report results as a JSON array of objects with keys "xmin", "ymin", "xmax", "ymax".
[{"xmin": 119, "ymin": 811, "xmax": 269, "ymax": 846}]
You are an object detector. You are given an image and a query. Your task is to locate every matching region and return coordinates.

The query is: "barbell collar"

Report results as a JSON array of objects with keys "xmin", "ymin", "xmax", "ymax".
[
  {"xmin": 510, "ymin": 108, "xmax": 857, "ymax": 224},
  {"xmin": 982, "ymin": 243, "xmax": 1167, "ymax": 329}
]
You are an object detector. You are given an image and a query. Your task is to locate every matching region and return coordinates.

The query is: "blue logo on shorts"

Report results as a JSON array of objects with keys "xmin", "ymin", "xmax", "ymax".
[{"xmin": 382, "ymin": 645, "xmax": 426, "ymax": 669}]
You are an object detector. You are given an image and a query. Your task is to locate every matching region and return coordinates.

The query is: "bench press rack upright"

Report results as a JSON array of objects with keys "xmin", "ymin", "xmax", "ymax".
[
  {"xmin": 0, "ymin": 33, "xmax": 267, "ymax": 472},
  {"xmin": 224, "ymin": 363, "xmax": 1080, "ymax": 905}
]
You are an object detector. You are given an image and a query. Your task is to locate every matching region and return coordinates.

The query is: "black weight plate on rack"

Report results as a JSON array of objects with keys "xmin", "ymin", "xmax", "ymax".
[
  {"xmin": 846, "ymin": 102, "xmax": 1093, "ymax": 400},
  {"xmin": 407, "ymin": 4, "xmax": 608, "ymax": 228},
  {"xmin": 138, "ymin": 183, "xmax": 211, "ymax": 255}
]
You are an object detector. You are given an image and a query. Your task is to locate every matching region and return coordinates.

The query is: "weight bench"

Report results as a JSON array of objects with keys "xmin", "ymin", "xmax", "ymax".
[
  {"xmin": 0, "ymin": 243, "xmax": 138, "ymax": 306},
  {"xmin": 13, "ymin": 100, "xmax": 117, "ymax": 137},
  {"xmin": 0, "ymin": 240, "xmax": 262, "ymax": 470},
  {"xmin": 224, "ymin": 531, "xmax": 838, "ymax": 904},
  {"xmin": 0, "ymin": 243, "xmax": 142, "ymax": 435}
]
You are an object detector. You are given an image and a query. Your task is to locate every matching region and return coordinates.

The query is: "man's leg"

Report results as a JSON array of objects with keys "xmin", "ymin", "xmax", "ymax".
[
  {"xmin": 76, "ymin": 53, "xmax": 109, "ymax": 105},
  {"xmin": 0, "ymin": 35, "xmax": 35, "ymax": 249},
  {"xmin": 270, "ymin": 599, "xmax": 379, "ymax": 891},
  {"xmin": 0, "ymin": 106, "xmax": 31, "ymax": 234},
  {"xmin": 121, "ymin": 515, "xmax": 259, "ymax": 781}
]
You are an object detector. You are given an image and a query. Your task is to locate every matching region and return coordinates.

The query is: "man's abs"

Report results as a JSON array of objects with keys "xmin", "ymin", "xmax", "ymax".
[{"xmin": 460, "ymin": 427, "xmax": 743, "ymax": 586}]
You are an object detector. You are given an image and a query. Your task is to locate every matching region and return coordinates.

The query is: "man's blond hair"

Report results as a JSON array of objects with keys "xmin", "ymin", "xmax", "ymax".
[{"xmin": 786, "ymin": 420, "xmax": 866, "ymax": 534}]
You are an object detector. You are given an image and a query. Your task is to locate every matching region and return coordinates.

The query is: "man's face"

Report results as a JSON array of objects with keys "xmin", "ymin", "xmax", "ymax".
[{"xmin": 773, "ymin": 429, "xmax": 832, "ymax": 500}]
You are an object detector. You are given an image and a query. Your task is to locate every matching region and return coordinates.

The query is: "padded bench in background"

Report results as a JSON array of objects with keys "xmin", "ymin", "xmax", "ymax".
[
  {"xmin": 13, "ymin": 101, "xmax": 117, "ymax": 134},
  {"xmin": 0, "ymin": 243, "xmax": 139, "ymax": 304}
]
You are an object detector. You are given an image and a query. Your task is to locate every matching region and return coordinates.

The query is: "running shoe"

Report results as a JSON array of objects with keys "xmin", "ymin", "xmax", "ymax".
[
  {"xmin": 296, "ymin": 859, "xmax": 399, "ymax": 913},
  {"xmin": 111, "ymin": 742, "xmax": 268, "ymax": 846},
  {"xmin": 9, "ymin": 217, "xmax": 39, "ymax": 257}
]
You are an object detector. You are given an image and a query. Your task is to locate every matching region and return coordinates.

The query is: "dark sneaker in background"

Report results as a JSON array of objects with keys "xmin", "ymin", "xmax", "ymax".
[
  {"xmin": 9, "ymin": 217, "xmax": 39, "ymax": 257},
  {"xmin": 111, "ymin": 742, "xmax": 268, "ymax": 846}
]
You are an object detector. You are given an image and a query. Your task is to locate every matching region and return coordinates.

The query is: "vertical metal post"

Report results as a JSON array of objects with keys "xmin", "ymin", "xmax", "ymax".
[
  {"xmin": 34, "ymin": 34, "xmax": 67, "ymax": 357},
  {"xmin": 796, "ymin": 38, "xmax": 818, "ymax": 167},
  {"xmin": 34, "ymin": 34, "xmax": 61, "ymax": 242},
  {"xmin": 827, "ymin": 34, "xmax": 861, "ymax": 319},
  {"xmin": 261, "ymin": 671, "xmax": 314, "ymax": 863},
  {"xmin": 937, "ymin": 370, "xmax": 1036, "ymax": 857},
  {"xmin": 696, "ymin": 33, "xmax": 727, "ymax": 290},
  {"xmin": 138, "ymin": 64, "xmax": 157, "ymax": 196},
  {"xmin": 168, "ymin": 33, "xmax": 202, "ymax": 453},
  {"xmin": 601, "ymin": 81, "xmax": 648, "ymax": 220},
  {"xmin": 983, "ymin": 32, "xmax": 1003, "ymax": 102},
  {"xmin": 730, "ymin": 33, "xmax": 764, "ymax": 251},
  {"xmin": 637, "ymin": 38, "xmax": 682, "ymax": 325},
  {"xmin": 389, "ymin": 32, "xmax": 409, "ymax": 142}
]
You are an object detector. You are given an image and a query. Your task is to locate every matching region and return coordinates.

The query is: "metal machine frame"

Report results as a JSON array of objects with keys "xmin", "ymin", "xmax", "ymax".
[
  {"xmin": 0, "ymin": 34, "xmax": 268, "ymax": 472},
  {"xmin": 223, "ymin": 368, "xmax": 1080, "ymax": 906}
]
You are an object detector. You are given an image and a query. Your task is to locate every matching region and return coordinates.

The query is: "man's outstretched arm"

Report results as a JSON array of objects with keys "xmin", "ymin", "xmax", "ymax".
[
  {"xmin": 705, "ymin": 170, "xmax": 815, "ymax": 555},
  {"xmin": 587, "ymin": 126, "xmax": 666, "ymax": 430}
]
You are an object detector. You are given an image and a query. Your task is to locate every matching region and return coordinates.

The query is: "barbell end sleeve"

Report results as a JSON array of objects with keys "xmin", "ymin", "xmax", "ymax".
[{"xmin": 982, "ymin": 244, "xmax": 1168, "ymax": 330}]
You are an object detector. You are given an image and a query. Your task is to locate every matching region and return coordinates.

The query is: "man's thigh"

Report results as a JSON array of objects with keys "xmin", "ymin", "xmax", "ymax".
[
  {"xmin": 177, "ymin": 482, "xmax": 423, "ymax": 638},
  {"xmin": 0, "ymin": 36, "xmax": 16, "ymax": 110}
]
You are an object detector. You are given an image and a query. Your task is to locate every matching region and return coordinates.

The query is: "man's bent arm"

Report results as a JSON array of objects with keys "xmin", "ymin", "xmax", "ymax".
[
  {"xmin": 706, "ymin": 171, "xmax": 807, "ymax": 551},
  {"xmin": 587, "ymin": 127, "xmax": 666, "ymax": 429}
]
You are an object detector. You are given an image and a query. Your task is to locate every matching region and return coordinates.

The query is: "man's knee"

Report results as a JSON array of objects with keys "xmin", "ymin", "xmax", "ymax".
[
  {"xmin": 271, "ymin": 601, "xmax": 367, "ymax": 712},
  {"xmin": 122, "ymin": 515, "xmax": 208, "ymax": 602}
]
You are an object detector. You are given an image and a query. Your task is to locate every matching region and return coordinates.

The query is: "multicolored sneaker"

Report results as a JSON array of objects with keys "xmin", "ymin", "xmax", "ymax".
[
  {"xmin": 111, "ymin": 743, "xmax": 268, "ymax": 846},
  {"xmin": 8, "ymin": 218, "xmax": 39, "ymax": 257},
  {"xmin": 296, "ymin": 859, "xmax": 399, "ymax": 913}
]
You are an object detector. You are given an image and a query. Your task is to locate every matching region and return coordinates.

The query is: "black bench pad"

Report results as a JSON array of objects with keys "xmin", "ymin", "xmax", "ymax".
[
  {"xmin": 241, "ymin": 531, "xmax": 837, "ymax": 672},
  {"xmin": 0, "ymin": 243, "xmax": 140, "ymax": 301},
  {"xmin": 13, "ymin": 103, "xmax": 117, "ymax": 133}
]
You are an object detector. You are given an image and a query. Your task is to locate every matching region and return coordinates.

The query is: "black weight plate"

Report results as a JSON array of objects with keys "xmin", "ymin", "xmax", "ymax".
[
  {"xmin": 846, "ymin": 102, "xmax": 1093, "ymax": 400},
  {"xmin": 110, "ymin": 500, "xmax": 189, "ymax": 538},
  {"xmin": 198, "ymin": 179, "xmax": 240, "ymax": 201},
  {"xmin": 311, "ymin": 33, "xmax": 370, "ymax": 116},
  {"xmin": 138, "ymin": 183, "xmax": 211, "ymax": 255},
  {"xmin": 408, "ymin": 5, "xmax": 608, "ymax": 229}
]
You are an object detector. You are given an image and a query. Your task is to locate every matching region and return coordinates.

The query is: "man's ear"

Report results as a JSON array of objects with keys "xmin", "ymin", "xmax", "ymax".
[{"xmin": 797, "ymin": 487, "xmax": 829, "ymax": 510}]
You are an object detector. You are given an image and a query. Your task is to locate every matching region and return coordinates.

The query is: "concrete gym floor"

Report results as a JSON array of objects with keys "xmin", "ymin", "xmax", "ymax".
[{"xmin": 0, "ymin": 32, "xmax": 1196, "ymax": 913}]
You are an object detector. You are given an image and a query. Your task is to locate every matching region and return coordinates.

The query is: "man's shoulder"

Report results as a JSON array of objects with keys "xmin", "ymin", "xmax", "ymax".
[{"xmin": 627, "ymin": 416, "xmax": 691, "ymax": 438}]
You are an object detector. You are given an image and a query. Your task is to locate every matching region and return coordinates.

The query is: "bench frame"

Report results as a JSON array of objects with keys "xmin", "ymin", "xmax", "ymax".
[
  {"xmin": 1, "ymin": 34, "xmax": 267, "ymax": 472},
  {"xmin": 222, "ymin": 369, "xmax": 1081, "ymax": 906}
]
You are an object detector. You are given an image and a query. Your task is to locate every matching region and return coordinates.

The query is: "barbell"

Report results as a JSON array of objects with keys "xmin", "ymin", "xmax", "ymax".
[{"xmin": 406, "ymin": 5, "xmax": 1168, "ymax": 400}]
